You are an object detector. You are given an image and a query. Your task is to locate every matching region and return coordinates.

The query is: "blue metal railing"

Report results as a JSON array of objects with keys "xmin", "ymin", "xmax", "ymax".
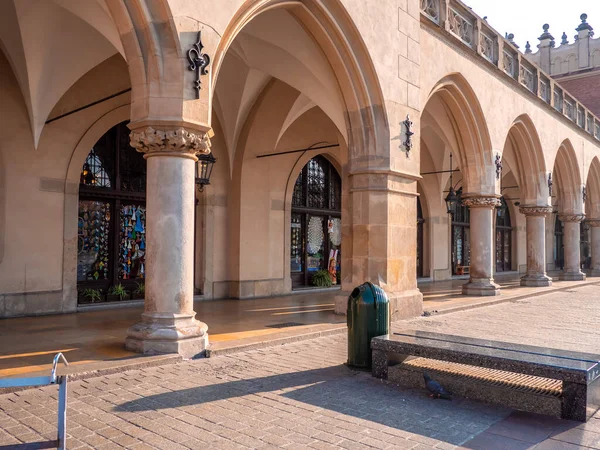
[{"xmin": 0, "ymin": 353, "xmax": 69, "ymax": 450}]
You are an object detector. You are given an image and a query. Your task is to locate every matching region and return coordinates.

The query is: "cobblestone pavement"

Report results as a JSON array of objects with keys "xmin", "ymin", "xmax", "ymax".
[{"xmin": 2, "ymin": 285, "xmax": 600, "ymax": 449}]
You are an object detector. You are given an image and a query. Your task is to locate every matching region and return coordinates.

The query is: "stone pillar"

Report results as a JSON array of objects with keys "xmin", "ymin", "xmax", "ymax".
[
  {"xmin": 559, "ymin": 214, "xmax": 586, "ymax": 281},
  {"xmin": 334, "ymin": 171, "xmax": 423, "ymax": 321},
  {"xmin": 588, "ymin": 219, "xmax": 600, "ymax": 277},
  {"xmin": 461, "ymin": 196, "xmax": 501, "ymax": 296},
  {"xmin": 125, "ymin": 126, "xmax": 210, "ymax": 357},
  {"xmin": 519, "ymin": 205, "xmax": 553, "ymax": 287}
]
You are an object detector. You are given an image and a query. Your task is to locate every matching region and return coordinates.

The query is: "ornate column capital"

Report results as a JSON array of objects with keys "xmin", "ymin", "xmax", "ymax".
[
  {"xmin": 129, "ymin": 126, "xmax": 211, "ymax": 160},
  {"xmin": 587, "ymin": 218, "xmax": 600, "ymax": 227},
  {"xmin": 558, "ymin": 213, "xmax": 586, "ymax": 223},
  {"xmin": 461, "ymin": 195, "xmax": 501, "ymax": 209},
  {"xmin": 519, "ymin": 205, "xmax": 553, "ymax": 216}
]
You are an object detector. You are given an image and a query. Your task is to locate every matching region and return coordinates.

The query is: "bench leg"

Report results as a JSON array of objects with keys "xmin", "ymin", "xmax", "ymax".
[
  {"xmin": 372, "ymin": 349, "xmax": 388, "ymax": 379},
  {"xmin": 562, "ymin": 382, "xmax": 587, "ymax": 422}
]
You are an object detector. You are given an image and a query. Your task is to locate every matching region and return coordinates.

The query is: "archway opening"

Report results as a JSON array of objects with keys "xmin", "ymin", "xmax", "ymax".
[{"xmin": 76, "ymin": 122, "xmax": 147, "ymax": 304}]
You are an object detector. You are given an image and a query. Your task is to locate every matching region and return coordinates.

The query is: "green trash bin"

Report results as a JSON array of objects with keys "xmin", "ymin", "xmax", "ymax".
[{"xmin": 347, "ymin": 282, "xmax": 390, "ymax": 369}]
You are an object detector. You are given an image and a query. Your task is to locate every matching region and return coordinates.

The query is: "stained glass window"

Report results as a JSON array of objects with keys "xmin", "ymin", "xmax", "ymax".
[{"xmin": 77, "ymin": 122, "xmax": 147, "ymax": 303}]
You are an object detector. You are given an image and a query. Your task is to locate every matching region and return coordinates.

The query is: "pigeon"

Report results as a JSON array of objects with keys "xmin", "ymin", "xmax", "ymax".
[{"xmin": 424, "ymin": 372, "xmax": 452, "ymax": 400}]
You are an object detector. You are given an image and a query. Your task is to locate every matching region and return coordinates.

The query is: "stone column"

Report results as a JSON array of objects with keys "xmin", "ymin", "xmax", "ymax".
[
  {"xmin": 588, "ymin": 219, "xmax": 600, "ymax": 277},
  {"xmin": 519, "ymin": 205, "xmax": 553, "ymax": 287},
  {"xmin": 461, "ymin": 196, "xmax": 501, "ymax": 296},
  {"xmin": 125, "ymin": 126, "xmax": 210, "ymax": 357},
  {"xmin": 559, "ymin": 214, "xmax": 586, "ymax": 281}
]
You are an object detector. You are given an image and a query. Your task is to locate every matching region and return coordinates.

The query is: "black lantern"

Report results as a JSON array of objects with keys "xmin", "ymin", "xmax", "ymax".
[
  {"xmin": 445, "ymin": 186, "xmax": 459, "ymax": 215},
  {"xmin": 195, "ymin": 152, "xmax": 216, "ymax": 192}
]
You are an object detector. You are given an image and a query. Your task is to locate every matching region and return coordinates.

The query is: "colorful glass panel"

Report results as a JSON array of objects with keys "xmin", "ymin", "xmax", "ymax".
[
  {"xmin": 77, "ymin": 201, "xmax": 110, "ymax": 281},
  {"xmin": 119, "ymin": 204, "xmax": 146, "ymax": 280}
]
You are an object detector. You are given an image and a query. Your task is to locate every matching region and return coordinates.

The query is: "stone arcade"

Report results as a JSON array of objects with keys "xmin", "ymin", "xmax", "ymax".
[{"xmin": 2, "ymin": 0, "xmax": 600, "ymax": 356}]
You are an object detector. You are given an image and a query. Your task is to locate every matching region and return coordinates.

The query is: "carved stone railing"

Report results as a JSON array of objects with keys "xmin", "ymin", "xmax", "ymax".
[{"xmin": 421, "ymin": 0, "xmax": 600, "ymax": 143}]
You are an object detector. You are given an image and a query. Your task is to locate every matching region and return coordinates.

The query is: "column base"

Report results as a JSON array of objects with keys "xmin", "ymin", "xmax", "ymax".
[
  {"xmin": 589, "ymin": 270, "xmax": 600, "ymax": 277},
  {"xmin": 520, "ymin": 274, "xmax": 553, "ymax": 287},
  {"xmin": 559, "ymin": 271, "xmax": 586, "ymax": 281},
  {"xmin": 125, "ymin": 313, "xmax": 209, "ymax": 359},
  {"xmin": 334, "ymin": 289, "xmax": 423, "ymax": 321},
  {"xmin": 462, "ymin": 279, "xmax": 500, "ymax": 296}
]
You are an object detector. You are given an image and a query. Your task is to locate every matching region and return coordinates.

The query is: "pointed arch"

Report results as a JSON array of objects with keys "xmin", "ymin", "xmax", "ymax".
[
  {"xmin": 212, "ymin": 0, "xmax": 388, "ymax": 158},
  {"xmin": 553, "ymin": 139, "xmax": 583, "ymax": 214},
  {"xmin": 502, "ymin": 114, "xmax": 548, "ymax": 204},
  {"xmin": 104, "ymin": 0, "xmax": 185, "ymax": 127},
  {"xmin": 586, "ymin": 156, "xmax": 600, "ymax": 218},
  {"xmin": 423, "ymin": 73, "xmax": 495, "ymax": 195}
]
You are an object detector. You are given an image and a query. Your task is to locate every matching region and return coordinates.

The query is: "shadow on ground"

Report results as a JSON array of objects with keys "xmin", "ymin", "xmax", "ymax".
[{"xmin": 112, "ymin": 364, "xmax": 581, "ymax": 446}]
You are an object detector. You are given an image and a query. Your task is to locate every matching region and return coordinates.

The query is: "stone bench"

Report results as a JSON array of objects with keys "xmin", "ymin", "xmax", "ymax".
[{"xmin": 371, "ymin": 330, "xmax": 600, "ymax": 422}]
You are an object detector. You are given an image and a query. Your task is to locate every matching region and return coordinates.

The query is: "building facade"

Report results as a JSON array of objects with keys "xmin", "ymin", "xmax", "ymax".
[{"xmin": 2, "ymin": 0, "xmax": 600, "ymax": 357}]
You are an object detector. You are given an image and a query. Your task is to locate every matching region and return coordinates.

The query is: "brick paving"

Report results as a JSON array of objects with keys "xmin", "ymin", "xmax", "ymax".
[{"xmin": 2, "ymin": 284, "xmax": 600, "ymax": 449}]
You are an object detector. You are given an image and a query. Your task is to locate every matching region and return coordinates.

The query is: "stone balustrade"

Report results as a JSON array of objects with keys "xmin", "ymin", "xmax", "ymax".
[{"xmin": 420, "ymin": 0, "xmax": 600, "ymax": 141}]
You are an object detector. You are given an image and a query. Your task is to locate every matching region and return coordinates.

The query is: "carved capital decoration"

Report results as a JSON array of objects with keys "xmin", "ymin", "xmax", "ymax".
[
  {"xmin": 558, "ymin": 214, "xmax": 586, "ymax": 223},
  {"xmin": 519, "ymin": 205, "xmax": 554, "ymax": 216},
  {"xmin": 587, "ymin": 219, "xmax": 600, "ymax": 228},
  {"xmin": 461, "ymin": 196, "xmax": 501, "ymax": 208},
  {"xmin": 129, "ymin": 126, "xmax": 211, "ymax": 160}
]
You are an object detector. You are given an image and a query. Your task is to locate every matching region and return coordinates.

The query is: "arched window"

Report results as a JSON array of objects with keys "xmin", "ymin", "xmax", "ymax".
[
  {"xmin": 77, "ymin": 122, "xmax": 147, "ymax": 303},
  {"xmin": 417, "ymin": 197, "xmax": 424, "ymax": 278},
  {"xmin": 495, "ymin": 197, "xmax": 512, "ymax": 272},
  {"xmin": 554, "ymin": 215, "xmax": 564, "ymax": 270},
  {"xmin": 290, "ymin": 156, "xmax": 341, "ymax": 288},
  {"xmin": 451, "ymin": 188, "xmax": 470, "ymax": 275}
]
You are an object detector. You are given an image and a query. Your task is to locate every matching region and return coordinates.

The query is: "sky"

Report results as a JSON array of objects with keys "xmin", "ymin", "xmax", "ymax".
[{"xmin": 463, "ymin": 0, "xmax": 600, "ymax": 51}]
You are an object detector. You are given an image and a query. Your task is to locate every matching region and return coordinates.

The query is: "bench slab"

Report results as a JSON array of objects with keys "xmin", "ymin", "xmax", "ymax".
[{"xmin": 371, "ymin": 330, "xmax": 600, "ymax": 422}]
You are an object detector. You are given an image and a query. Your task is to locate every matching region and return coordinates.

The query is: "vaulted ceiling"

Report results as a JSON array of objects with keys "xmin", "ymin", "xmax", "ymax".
[{"xmin": 0, "ymin": 0, "xmax": 122, "ymax": 148}]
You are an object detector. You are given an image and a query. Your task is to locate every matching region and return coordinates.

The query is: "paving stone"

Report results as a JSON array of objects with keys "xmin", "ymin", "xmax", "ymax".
[{"xmin": 4, "ymin": 290, "xmax": 600, "ymax": 450}]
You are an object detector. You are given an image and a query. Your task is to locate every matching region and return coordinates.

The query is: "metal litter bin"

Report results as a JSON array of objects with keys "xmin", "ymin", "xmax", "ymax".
[{"xmin": 347, "ymin": 282, "xmax": 390, "ymax": 369}]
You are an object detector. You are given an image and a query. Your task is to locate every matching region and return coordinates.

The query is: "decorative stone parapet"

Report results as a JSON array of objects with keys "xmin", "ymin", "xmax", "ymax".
[
  {"xmin": 461, "ymin": 196, "xmax": 501, "ymax": 208},
  {"xmin": 558, "ymin": 214, "xmax": 586, "ymax": 223},
  {"xmin": 129, "ymin": 126, "xmax": 211, "ymax": 159},
  {"xmin": 519, "ymin": 205, "xmax": 554, "ymax": 216}
]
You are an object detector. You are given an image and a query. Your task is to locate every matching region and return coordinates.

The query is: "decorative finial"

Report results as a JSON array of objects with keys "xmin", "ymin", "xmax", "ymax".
[
  {"xmin": 576, "ymin": 13, "xmax": 593, "ymax": 32},
  {"xmin": 507, "ymin": 33, "xmax": 519, "ymax": 48},
  {"xmin": 539, "ymin": 23, "xmax": 554, "ymax": 41},
  {"xmin": 561, "ymin": 32, "xmax": 569, "ymax": 45},
  {"xmin": 525, "ymin": 41, "xmax": 532, "ymax": 54},
  {"xmin": 483, "ymin": 16, "xmax": 488, "ymax": 21}
]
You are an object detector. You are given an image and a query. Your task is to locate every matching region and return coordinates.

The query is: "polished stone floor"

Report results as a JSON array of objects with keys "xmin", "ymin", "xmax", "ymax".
[{"xmin": 1, "ymin": 273, "xmax": 598, "ymax": 378}]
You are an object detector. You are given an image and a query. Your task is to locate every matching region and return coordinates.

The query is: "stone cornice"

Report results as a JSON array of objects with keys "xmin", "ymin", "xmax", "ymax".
[
  {"xmin": 519, "ymin": 205, "xmax": 554, "ymax": 216},
  {"xmin": 558, "ymin": 214, "xmax": 586, "ymax": 223},
  {"xmin": 129, "ymin": 126, "xmax": 211, "ymax": 160},
  {"xmin": 462, "ymin": 196, "xmax": 501, "ymax": 208}
]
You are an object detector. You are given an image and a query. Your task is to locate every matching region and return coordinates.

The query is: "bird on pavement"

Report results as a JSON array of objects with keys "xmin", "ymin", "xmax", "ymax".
[{"xmin": 424, "ymin": 372, "xmax": 452, "ymax": 400}]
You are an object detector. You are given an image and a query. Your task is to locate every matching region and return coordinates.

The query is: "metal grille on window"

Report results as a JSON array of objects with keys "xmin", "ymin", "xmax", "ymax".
[
  {"xmin": 119, "ymin": 125, "xmax": 146, "ymax": 192},
  {"xmin": 80, "ymin": 148, "xmax": 112, "ymax": 188},
  {"xmin": 307, "ymin": 158, "xmax": 327, "ymax": 209},
  {"xmin": 292, "ymin": 171, "xmax": 304, "ymax": 207},
  {"xmin": 329, "ymin": 171, "xmax": 341, "ymax": 211}
]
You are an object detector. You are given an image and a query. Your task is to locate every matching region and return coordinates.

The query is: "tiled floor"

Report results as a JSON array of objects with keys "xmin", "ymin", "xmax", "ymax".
[
  {"xmin": 0, "ymin": 291, "xmax": 345, "ymax": 378},
  {"xmin": 1, "ymin": 274, "xmax": 598, "ymax": 378}
]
